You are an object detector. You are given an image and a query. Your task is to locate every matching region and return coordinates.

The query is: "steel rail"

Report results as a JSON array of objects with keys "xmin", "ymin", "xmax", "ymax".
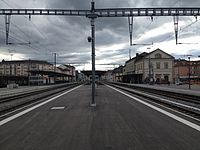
[
  {"xmin": 1, "ymin": 3, "xmax": 200, "ymax": 107},
  {"xmin": 105, "ymin": 82, "xmax": 200, "ymax": 116},
  {"xmin": 108, "ymin": 82, "xmax": 200, "ymax": 104},
  {"xmin": 0, "ymin": 82, "xmax": 78, "ymax": 103},
  {"xmin": 0, "ymin": 83, "xmax": 80, "ymax": 115}
]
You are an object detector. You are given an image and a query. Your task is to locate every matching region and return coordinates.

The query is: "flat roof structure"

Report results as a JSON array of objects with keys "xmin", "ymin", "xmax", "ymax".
[{"xmin": 81, "ymin": 70, "xmax": 106, "ymax": 77}]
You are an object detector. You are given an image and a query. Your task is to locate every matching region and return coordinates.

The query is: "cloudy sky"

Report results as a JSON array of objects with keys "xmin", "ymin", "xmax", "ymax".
[{"xmin": 0, "ymin": 0, "xmax": 200, "ymax": 70}]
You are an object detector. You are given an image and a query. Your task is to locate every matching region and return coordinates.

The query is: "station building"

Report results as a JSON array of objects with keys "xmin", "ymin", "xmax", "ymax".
[
  {"xmin": 122, "ymin": 49, "xmax": 175, "ymax": 84},
  {"xmin": 0, "ymin": 60, "xmax": 76, "ymax": 87}
]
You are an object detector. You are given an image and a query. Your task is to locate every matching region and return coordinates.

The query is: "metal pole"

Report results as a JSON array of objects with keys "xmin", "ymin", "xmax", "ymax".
[
  {"xmin": 54, "ymin": 53, "xmax": 56, "ymax": 72},
  {"xmin": 90, "ymin": 1, "xmax": 96, "ymax": 107},
  {"xmin": 147, "ymin": 47, "xmax": 151, "ymax": 84},
  {"xmin": 173, "ymin": 16, "xmax": 179, "ymax": 45},
  {"xmin": 188, "ymin": 56, "xmax": 191, "ymax": 89},
  {"xmin": 91, "ymin": 18, "xmax": 96, "ymax": 106},
  {"xmin": 178, "ymin": 58, "xmax": 180, "ymax": 81},
  {"xmin": 5, "ymin": 15, "xmax": 11, "ymax": 45},
  {"xmin": 54, "ymin": 53, "xmax": 56, "ymax": 83}
]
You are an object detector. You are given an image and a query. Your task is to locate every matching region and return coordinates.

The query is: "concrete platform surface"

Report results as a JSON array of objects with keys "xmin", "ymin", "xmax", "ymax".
[
  {"xmin": 127, "ymin": 83, "xmax": 200, "ymax": 97},
  {"xmin": 0, "ymin": 85, "xmax": 200, "ymax": 150},
  {"xmin": 0, "ymin": 85, "xmax": 51, "ymax": 98}
]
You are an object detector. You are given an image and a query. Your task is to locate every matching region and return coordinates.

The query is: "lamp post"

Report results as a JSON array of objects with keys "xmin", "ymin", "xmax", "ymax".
[
  {"xmin": 147, "ymin": 47, "xmax": 151, "ymax": 84},
  {"xmin": 87, "ymin": 0, "xmax": 98, "ymax": 107},
  {"xmin": 188, "ymin": 56, "xmax": 191, "ymax": 89},
  {"xmin": 198, "ymin": 56, "xmax": 200, "ymax": 84},
  {"xmin": 178, "ymin": 58, "xmax": 180, "ymax": 82},
  {"xmin": 183, "ymin": 54, "xmax": 192, "ymax": 89}
]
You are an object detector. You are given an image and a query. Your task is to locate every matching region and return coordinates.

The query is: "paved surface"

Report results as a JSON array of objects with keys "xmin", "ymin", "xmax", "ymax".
[
  {"xmin": 0, "ymin": 83, "xmax": 74, "ymax": 98},
  {"xmin": 0, "ymin": 85, "xmax": 200, "ymax": 150},
  {"xmin": 0, "ymin": 85, "xmax": 51, "ymax": 98},
  {"xmin": 147, "ymin": 83, "xmax": 200, "ymax": 91},
  {"xmin": 129, "ymin": 83, "xmax": 200, "ymax": 97}
]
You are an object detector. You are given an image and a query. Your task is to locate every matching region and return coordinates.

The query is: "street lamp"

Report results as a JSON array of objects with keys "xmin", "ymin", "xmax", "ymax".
[
  {"xmin": 183, "ymin": 54, "xmax": 192, "ymax": 89},
  {"xmin": 198, "ymin": 56, "xmax": 200, "ymax": 84},
  {"xmin": 178, "ymin": 58, "xmax": 180, "ymax": 82},
  {"xmin": 188, "ymin": 56, "xmax": 191, "ymax": 89},
  {"xmin": 147, "ymin": 47, "xmax": 151, "ymax": 84}
]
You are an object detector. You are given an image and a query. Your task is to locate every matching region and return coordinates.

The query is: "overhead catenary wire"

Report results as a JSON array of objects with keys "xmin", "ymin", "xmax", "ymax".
[
  {"xmin": 0, "ymin": 27, "xmax": 42, "ymax": 54},
  {"xmin": 0, "ymin": 0, "xmax": 46, "ymax": 39},
  {"xmin": 0, "ymin": 2, "xmax": 44, "ymax": 53},
  {"xmin": 131, "ymin": 16, "xmax": 160, "ymax": 46},
  {"xmin": 0, "ymin": 16, "xmax": 30, "ymax": 44},
  {"xmin": 0, "ymin": 0, "xmax": 50, "ymax": 58},
  {"xmin": 154, "ymin": 16, "xmax": 200, "ymax": 45}
]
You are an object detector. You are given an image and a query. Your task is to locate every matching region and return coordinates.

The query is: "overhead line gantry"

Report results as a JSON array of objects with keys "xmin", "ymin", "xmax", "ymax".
[{"xmin": 1, "ymin": 1, "xmax": 200, "ymax": 106}]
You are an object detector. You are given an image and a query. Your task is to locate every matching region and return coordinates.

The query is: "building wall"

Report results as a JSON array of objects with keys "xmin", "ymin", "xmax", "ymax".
[
  {"xmin": 174, "ymin": 60, "xmax": 200, "ymax": 83},
  {"xmin": 113, "ymin": 72, "xmax": 123, "ymax": 82},
  {"xmin": 0, "ymin": 60, "xmax": 54, "ymax": 77},
  {"xmin": 123, "ymin": 59, "xmax": 135, "ymax": 75},
  {"xmin": 102, "ymin": 71, "xmax": 113, "ymax": 81},
  {"xmin": 127, "ymin": 49, "xmax": 174, "ymax": 83},
  {"xmin": 142, "ymin": 50, "xmax": 174, "ymax": 83}
]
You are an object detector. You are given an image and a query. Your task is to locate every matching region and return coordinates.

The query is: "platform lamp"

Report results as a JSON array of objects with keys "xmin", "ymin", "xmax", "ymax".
[
  {"xmin": 198, "ymin": 56, "xmax": 200, "ymax": 84},
  {"xmin": 147, "ymin": 47, "xmax": 151, "ymax": 84},
  {"xmin": 188, "ymin": 56, "xmax": 191, "ymax": 89}
]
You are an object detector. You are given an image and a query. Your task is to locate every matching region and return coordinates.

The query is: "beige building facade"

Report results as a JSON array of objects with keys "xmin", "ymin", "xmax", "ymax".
[
  {"xmin": 0, "ymin": 60, "xmax": 53, "ymax": 76},
  {"xmin": 0, "ymin": 60, "xmax": 76, "ymax": 86},
  {"xmin": 123, "ymin": 49, "xmax": 174, "ymax": 83}
]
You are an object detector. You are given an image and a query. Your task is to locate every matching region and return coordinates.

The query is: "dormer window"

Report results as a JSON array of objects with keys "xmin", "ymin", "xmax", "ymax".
[{"xmin": 155, "ymin": 53, "xmax": 162, "ymax": 58}]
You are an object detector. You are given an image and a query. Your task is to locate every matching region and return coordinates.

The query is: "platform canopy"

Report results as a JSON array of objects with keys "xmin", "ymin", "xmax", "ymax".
[
  {"xmin": 81, "ymin": 70, "xmax": 106, "ymax": 77},
  {"xmin": 30, "ymin": 70, "xmax": 74, "ymax": 77}
]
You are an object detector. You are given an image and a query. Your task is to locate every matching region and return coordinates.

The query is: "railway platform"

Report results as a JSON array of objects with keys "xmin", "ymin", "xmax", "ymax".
[
  {"xmin": 130, "ymin": 83, "xmax": 200, "ymax": 97},
  {"xmin": 0, "ymin": 84, "xmax": 200, "ymax": 150},
  {"xmin": 0, "ymin": 85, "xmax": 54, "ymax": 99}
]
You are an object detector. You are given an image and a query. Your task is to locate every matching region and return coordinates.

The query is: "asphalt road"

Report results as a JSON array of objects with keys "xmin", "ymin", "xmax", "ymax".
[{"xmin": 0, "ymin": 85, "xmax": 200, "ymax": 150}]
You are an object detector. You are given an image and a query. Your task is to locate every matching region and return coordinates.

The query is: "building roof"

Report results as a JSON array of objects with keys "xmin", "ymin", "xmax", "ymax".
[
  {"xmin": 147, "ymin": 48, "xmax": 175, "ymax": 59},
  {"xmin": 125, "ymin": 52, "xmax": 148, "ymax": 64},
  {"xmin": 174, "ymin": 59, "xmax": 200, "ymax": 66},
  {"xmin": 64, "ymin": 64, "xmax": 75, "ymax": 69},
  {"xmin": 57, "ymin": 66, "xmax": 70, "ymax": 71},
  {"xmin": 135, "ymin": 52, "xmax": 148, "ymax": 62},
  {"xmin": 81, "ymin": 70, "xmax": 106, "ymax": 76},
  {"xmin": 0, "ymin": 60, "xmax": 52, "ymax": 65},
  {"xmin": 124, "ymin": 48, "xmax": 174, "ymax": 67},
  {"xmin": 30, "ymin": 70, "xmax": 74, "ymax": 77},
  {"xmin": 112, "ymin": 66, "xmax": 123, "ymax": 74}
]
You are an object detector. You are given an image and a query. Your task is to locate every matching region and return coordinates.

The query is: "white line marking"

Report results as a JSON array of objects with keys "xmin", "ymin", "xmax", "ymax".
[
  {"xmin": 143, "ymin": 92, "xmax": 200, "ymax": 112},
  {"xmin": 144, "ymin": 96, "xmax": 200, "ymax": 122},
  {"xmin": 106, "ymin": 85, "xmax": 200, "ymax": 132},
  {"xmin": 51, "ymin": 106, "xmax": 65, "ymax": 110},
  {"xmin": 0, "ymin": 85, "xmax": 82, "ymax": 126}
]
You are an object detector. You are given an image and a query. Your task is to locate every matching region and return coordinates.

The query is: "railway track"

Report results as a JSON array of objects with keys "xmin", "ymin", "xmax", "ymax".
[
  {"xmin": 105, "ymin": 82, "xmax": 200, "ymax": 118},
  {"xmin": 0, "ymin": 82, "xmax": 81, "ymax": 115}
]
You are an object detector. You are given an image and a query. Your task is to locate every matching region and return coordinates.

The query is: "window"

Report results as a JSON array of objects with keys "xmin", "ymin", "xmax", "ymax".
[
  {"xmin": 164, "ymin": 62, "xmax": 168, "ymax": 69},
  {"xmin": 155, "ymin": 53, "xmax": 162, "ymax": 58},
  {"xmin": 156, "ymin": 62, "xmax": 160, "ymax": 69},
  {"xmin": 164, "ymin": 74, "xmax": 169, "ymax": 81}
]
